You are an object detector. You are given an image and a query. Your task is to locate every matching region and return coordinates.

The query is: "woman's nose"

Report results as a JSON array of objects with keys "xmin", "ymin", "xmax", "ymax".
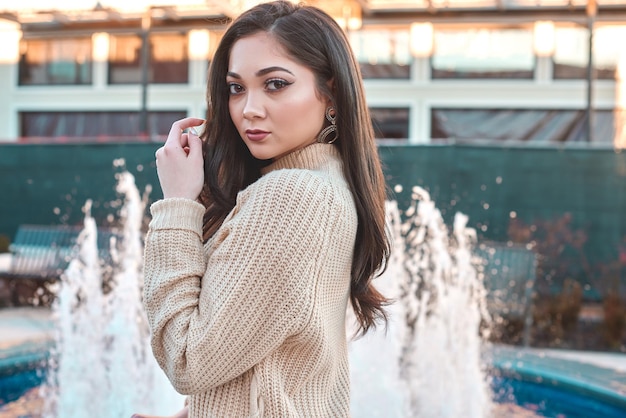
[{"xmin": 242, "ymin": 92, "xmax": 265, "ymax": 120}]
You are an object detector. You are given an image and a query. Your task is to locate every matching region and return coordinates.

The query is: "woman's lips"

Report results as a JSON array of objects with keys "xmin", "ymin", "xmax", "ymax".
[{"xmin": 246, "ymin": 130, "xmax": 270, "ymax": 142}]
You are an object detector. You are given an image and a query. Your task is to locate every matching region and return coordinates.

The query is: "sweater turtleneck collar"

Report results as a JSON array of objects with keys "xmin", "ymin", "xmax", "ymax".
[{"xmin": 261, "ymin": 143, "xmax": 341, "ymax": 175}]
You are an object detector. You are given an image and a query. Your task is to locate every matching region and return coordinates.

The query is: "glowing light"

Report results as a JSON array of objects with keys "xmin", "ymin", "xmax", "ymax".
[
  {"xmin": 92, "ymin": 32, "xmax": 109, "ymax": 62},
  {"xmin": 188, "ymin": 29, "xmax": 210, "ymax": 60},
  {"xmin": 0, "ymin": 20, "xmax": 21, "ymax": 65},
  {"xmin": 345, "ymin": 4, "xmax": 362, "ymax": 31},
  {"xmin": 347, "ymin": 17, "xmax": 362, "ymax": 31},
  {"xmin": 533, "ymin": 20, "xmax": 555, "ymax": 57},
  {"xmin": 410, "ymin": 22, "xmax": 434, "ymax": 58},
  {"xmin": 333, "ymin": 3, "xmax": 362, "ymax": 31}
]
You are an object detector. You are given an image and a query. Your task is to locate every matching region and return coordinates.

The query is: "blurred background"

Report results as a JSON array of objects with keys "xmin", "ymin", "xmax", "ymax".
[{"xmin": 0, "ymin": 0, "xmax": 625, "ymax": 352}]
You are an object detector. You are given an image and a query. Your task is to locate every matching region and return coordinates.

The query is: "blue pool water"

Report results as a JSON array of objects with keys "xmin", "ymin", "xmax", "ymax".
[
  {"xmin": 2, "ymin": 349, "xmax": 626, "ymax": 417},
  {"xmin": 3, "ymin": 370, "xmax": 626, "ymax": 417},
  {"xmin": 0, "ymin": 342, "xmax": 49, "ymax": 406},
  {"xmin": 492, "ymin": 376, "xmax": 626, "ymax": 417},
  {"xmin": 0, "ymin": 368, "xmax": 45, "ymax": 405}
]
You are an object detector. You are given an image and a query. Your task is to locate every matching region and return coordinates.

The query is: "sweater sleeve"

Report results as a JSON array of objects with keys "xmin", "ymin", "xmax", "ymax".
[{"xmin": 143, "ymin": 170, "xmax": 333, "ymax": 394}]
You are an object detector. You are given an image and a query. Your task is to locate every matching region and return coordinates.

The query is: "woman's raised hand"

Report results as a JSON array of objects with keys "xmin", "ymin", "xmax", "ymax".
[{"xmin": 155, "ymin": 117, "xmax": 206, "ymax": 200}]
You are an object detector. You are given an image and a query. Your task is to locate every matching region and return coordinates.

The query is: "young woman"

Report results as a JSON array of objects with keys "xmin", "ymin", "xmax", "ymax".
[{"xmin": 135, "ymin": 1, "xmax": 389, "ymax": 417}]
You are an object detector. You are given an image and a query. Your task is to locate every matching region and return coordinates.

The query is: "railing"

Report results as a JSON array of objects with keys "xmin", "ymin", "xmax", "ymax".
[
  {"xmin": 6, "ymin": 224, "xmax": 117, "ymax": 281},
  {"xmin": 477, "ymin": 241, "xmax": 538, "ymax": 347}
]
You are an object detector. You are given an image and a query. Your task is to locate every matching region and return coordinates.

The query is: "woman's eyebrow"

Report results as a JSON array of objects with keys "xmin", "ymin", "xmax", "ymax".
[
  {"xmin": 255, "ymin": 66, "xmax": 294, "ymax": 76},
  {"xmin": 226, "ymin": 66, "xmax": 294, "ymax": 79}
]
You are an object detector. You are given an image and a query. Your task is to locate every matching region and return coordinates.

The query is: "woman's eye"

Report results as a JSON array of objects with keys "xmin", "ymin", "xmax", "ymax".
[
  {"xmin": 265, "ymin": 79, "xmax": 291, "ymax": 91},
  {"xmin": 228, "ymin": 83, "xmax": 244, "ymax": 95}
]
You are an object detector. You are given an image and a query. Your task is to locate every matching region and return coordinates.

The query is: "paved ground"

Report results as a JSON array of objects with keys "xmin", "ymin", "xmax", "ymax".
[
  {"xmin": 0, "ymin": 307, "xmax": 54, "ymax": 351},
  {"xmin": 0, "ymin": 308, "xmax": 52, "ymax": 417},
  {"xmin": 1, "ymin": 306, "xmax": 626, "ymax": 369}
]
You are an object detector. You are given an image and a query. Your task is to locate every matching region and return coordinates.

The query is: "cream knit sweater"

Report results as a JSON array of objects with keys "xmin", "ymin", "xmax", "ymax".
[{"xmin": 143, "ymin": 143, "xmax": 357, "ymax": 417}]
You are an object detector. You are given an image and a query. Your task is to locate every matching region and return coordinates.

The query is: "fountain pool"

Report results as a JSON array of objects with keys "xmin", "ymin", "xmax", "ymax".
[{"xmin": 3, "ymin": 339, "xmax": 626, "ymax": 417}]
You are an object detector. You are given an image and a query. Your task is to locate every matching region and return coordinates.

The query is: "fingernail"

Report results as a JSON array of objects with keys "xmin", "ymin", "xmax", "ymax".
[
  {"xmin": 189, "ymin": 127, "xmax": 198, "ymax": 136},
  {"xmin": 192, "ymin": 123, "xmax": 206, "ymax": 137}
]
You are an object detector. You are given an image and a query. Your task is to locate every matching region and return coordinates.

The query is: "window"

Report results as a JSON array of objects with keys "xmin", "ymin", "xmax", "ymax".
[
  {"xmin": 20, "ymin": 111, "xmax": 187, "ymax": 140},
  {"xmin": 151, "ymin": 33, "xmax": 188, "ymax": 83},
  {"xmin": 350, "ymin": 29, "xmax": 411, "ymax": 79},
  {"xmin": 108, "ymin": 34, "xmax": 141, "ymax": 84},
  {"xmin": 19, "ymin": 37, "xmax": 92, "ymax": 85},
  {"xmin": 592, "ymin": 25, "xmax": 626, "ymax": 80},
  {"xmin": 552, "ymin": 26, "xmax": 587, "ymax": 79},
  {"xmin": 431, "ymin": 108, "xmax": 617, "ymax": 143},
  {"xmin": 432, "ymin": 28, "xmax": 534, "ymax": 79},
  {"xmin": 370, "ymin": 107, "xmax": 409, "ymax": 141},
  {"xmin": 108, "ymin": 32, "xmax": 188, "ymax": 84},
  {"xmin": 553, "ymin": 25, "xmax": 626, "ymax": 80}
]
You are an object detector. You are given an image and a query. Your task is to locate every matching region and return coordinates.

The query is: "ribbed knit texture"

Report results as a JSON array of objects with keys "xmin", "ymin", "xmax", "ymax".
[{"xmin": 143, "ymin": 143, "xmax": 357, "ymax": 417}]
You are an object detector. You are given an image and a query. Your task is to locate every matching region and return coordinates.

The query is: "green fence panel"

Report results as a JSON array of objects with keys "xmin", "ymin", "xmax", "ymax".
[
  {"xmin": 1, "ymin": 142, "xmax": 625, "ymax": 298},
  {"xmin": 0, "ymin": 142, "xmax": 160, "ymax": 241}
]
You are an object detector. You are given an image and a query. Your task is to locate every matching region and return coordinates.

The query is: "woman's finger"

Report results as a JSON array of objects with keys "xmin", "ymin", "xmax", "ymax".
[
  {"xmin": 166, "ymin": 117, "xmax": 206, "ymax": 146},
  {"xmin": 179, "ymin": 133, "xmax": 189, "ymax": 149},
  {"xmin": 187, "ymin": 131, "xmax": 203, "ymax": 159},
  {"xmin": 165, "ymin": 118, "xmax": 204, "ymax": 147}
]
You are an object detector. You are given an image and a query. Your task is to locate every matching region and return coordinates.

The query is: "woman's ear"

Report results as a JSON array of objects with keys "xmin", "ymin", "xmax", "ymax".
[{"xmin": 325, "ymin": 78, "xmax": 335, "ymax": 106}]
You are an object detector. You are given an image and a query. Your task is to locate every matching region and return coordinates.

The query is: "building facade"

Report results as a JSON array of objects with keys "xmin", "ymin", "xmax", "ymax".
[{"xmin": 0, "ymin": 0, "xmax": 625, "ymax": 144}]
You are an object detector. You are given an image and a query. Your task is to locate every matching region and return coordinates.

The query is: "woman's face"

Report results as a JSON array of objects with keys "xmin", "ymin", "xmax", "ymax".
[{"xmin": 227, "ymin": 32, "xmax": 329, "ymax": 161}]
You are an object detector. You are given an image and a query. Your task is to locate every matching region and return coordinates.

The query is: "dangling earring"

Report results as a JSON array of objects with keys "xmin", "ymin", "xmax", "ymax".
[{"xmin": 317, "ymin": 106, "xmax": 338, "ymax": 144}]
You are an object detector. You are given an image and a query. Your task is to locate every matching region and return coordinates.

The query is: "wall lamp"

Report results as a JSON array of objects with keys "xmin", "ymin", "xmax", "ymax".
[{"xmin": 410, "ymin": 22, "xmax": 434, "ymax": 58}]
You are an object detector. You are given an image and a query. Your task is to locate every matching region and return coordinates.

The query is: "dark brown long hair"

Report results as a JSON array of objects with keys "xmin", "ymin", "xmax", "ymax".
[{"xmin": 199, "ymin": 0, "xmax": 390, "ymax": 336}]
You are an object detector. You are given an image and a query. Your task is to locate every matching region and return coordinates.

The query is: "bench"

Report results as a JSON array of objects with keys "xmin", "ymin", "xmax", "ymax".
[
  {"xmin": 1, "ymin": 224, "xmax": 118, "ymax": 306},
  {"xmin": 7, "ymin": 224, "xmax": 118, "ymax": 279},
  {"xmin": 476, "ymin": 241, "xmax": 538, "ymax": 346}
]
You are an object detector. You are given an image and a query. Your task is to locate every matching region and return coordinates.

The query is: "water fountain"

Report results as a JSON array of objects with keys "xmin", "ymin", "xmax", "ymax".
[
  {"xmin": 349, "ymin": 185, "xmax": 493, "ymax": 418},
  {"xmin": 40, "ymin": 169, "xmax": 184, "ymax": 418},
  {"xmin": 36, "ymin": 172, "xmax": 494, "ymax": 418}
]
